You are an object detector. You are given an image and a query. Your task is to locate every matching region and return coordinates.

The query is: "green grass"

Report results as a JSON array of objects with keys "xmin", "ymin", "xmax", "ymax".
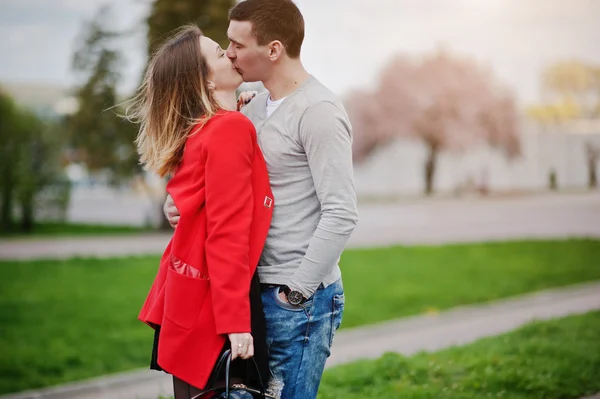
[
  {"xmin": 1, "ymin": 239, "xmax": 599, "ymax": 394},
  {"xmin": 340, "ymin": 239, "xmax": 600, "ymax": 328},
  {"xmin": 0, "ymin": 256, "xmax": 158, "ymax": 394},
  {"xmin": 0, "ymin": 221, "xmax": 151, "ymax": 238},
  {"xmin": 319, "ymin": 311, "xmax": 600, "ymax": 399},
  {"xmin": 158, "ymin": 311, "xmax": 600, "ymax": 399}
]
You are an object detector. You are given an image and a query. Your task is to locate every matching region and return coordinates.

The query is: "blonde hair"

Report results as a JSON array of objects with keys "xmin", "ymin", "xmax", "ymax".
[{"xmin": 127, "ymin": 25, "xmax": 220, "ymax": 177}]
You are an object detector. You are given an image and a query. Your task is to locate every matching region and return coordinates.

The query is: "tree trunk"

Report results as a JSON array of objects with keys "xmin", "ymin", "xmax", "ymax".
[
  {"xmin": 587, "ymin": 143, "xmax": 598, "ymax": 190},
  {"xmin": 424, "ymin": 143, "xmax": 438, "ymax": 196},
  {"xmin": 590, "ymin": 158, "xmax": 598, "ymax": 189},
  {"xmin": 0, "ymin": 173, "xmax": 14, "ymax": 233},
  {"xmin": 20, "ymin": 200, "xmax": 34, "ymax": 233},
  {"xmin": 548, "ymin": 169, "xmax": 558, "ymax": 191},
  {"xmin": 0, "ymin": 188, "xmax": 14, "ymax": 233}
]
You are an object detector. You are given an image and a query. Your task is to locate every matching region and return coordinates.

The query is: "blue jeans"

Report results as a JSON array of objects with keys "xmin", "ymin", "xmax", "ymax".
[
  {"xmin": 261, "ymin": 278, "xmax": 345, "ymax": 399},
  {"xmin": 218, "ymin": 390, "xmax": 254, "ymax": 399}
]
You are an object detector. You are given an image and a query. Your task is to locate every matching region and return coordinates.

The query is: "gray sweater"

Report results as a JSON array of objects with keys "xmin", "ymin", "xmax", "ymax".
[{"xmin": 242, "ymin": 76, "xmax": 359, "ymax": 298}]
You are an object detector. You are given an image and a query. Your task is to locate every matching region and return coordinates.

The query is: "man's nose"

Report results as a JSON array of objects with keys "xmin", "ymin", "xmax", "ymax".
[{"xmin": 226, "ymin": 44, "xmax": 235, "ymax": 60}]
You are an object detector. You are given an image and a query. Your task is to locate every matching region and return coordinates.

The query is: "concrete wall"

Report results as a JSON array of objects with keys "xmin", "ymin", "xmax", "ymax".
[{"xmin": 353, "ymin": 124, "xmax": 600, "ymax": 198}]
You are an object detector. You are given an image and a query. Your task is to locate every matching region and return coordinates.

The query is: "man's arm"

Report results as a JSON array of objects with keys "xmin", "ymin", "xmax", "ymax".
[{"xmin": 288, "ymin": 101, "xmax": 359, "ymax": 298}]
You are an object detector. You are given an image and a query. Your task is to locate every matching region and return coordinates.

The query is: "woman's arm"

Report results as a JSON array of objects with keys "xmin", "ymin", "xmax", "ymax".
[{"xmin": 203, "ymin": 114, "xmax": 256, "ymax": 337}]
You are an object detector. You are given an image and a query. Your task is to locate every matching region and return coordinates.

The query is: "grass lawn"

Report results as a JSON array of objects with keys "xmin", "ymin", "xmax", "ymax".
[
  {"xmin": 158, "ymin": 311, "xmax": 600, "ymax": 399},
  {"xmin": 0, "ymin": 256, "xmax": 157, "ymax": 394},
  {"xmin": 340, "ymin": 238, "xmax": 600, "ymax": 328},
  {"xmin": 0, "ymin": 222, "xmax": 151, "ymax": 239},
  {"xmin": 319, "ymin": 310, "xmax": 600, "ymax": 399},
  {"xmin": 1, "ymin": 239, "xmax": 599, "ymax": 394}
]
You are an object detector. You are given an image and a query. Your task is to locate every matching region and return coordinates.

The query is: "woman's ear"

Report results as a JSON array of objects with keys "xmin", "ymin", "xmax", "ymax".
[{"xmin": 207, "ymin": 81, "xmax": 216, "ymax": 91}]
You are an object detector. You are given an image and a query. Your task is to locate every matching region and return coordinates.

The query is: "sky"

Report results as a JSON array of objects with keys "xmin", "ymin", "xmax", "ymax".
[{"xmin": 1, "ymin": 0, "xmax": 599, "ymax": 106}]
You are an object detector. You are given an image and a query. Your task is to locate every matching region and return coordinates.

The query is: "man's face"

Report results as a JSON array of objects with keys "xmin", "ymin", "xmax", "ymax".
[{"xmin": 226, "ymin": 20, "xmax": 271, "ymax": 83}]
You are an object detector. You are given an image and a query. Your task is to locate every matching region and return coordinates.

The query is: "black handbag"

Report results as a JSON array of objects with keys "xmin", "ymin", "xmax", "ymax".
[{"xmin": 191, "ymin": 350, "xmax": 276, "ymax": 399}]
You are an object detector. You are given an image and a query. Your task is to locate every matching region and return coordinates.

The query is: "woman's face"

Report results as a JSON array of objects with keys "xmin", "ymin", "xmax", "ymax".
[{"xmin": 200, "ymin": 36, "xmax": 243, "ymax": 92}]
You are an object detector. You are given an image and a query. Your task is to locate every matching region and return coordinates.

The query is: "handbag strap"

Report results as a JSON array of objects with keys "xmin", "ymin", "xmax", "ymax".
[
  {"xmin": 191, "ymin": 349, "xmax": 268, "ymax": 399},
  {"xmin": 224, "ymin": 350, "xmax": 266, "ymax": 399},
  {"xmin": 205, "ymin": 349, "xmax": 231, "ymax": 391}
]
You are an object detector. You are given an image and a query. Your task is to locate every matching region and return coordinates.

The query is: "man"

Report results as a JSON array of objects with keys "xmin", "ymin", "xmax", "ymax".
[{"xmin": 165, "ymin": 1, "xmax": 358, "ymax": 397}]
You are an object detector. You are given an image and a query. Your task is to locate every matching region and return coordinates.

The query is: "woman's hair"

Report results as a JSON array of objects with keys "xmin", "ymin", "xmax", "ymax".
[{"xmin": 128, "ymin": 24, "xmax": 220, "ymax": 177}]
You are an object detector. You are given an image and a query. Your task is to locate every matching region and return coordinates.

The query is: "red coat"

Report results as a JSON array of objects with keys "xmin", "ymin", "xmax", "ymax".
[{"xmin": 138, "ymin": 111, "xmax": 273, "ymax": 388}]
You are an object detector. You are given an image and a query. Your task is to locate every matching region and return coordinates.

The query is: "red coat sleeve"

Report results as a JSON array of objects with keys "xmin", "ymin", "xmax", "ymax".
[{"xmin": 202, "ymin": 113, "xmax": 255, "ymax": 335}]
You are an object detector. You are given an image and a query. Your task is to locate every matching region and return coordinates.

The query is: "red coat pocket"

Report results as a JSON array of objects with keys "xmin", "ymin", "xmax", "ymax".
[{"xmin": 164, "ymin": 257, "xmax": 210, "ymax": 330}]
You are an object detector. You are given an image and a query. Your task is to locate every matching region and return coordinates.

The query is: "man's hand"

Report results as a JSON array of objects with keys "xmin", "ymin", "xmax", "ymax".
[
  {"xmin": 228, "ymin": 333, "xmax": 254, "ymax": 360},
  {"xmin": 278, "ymin": 290, "xmax": 290, "ymax": 304},
  {"xmin": 236, "ymin": 91, "xmax": 258, "ymax": 111},
  {"xmin": 164, "ymin": 194, "xmax": 180, "ymax": 229}
]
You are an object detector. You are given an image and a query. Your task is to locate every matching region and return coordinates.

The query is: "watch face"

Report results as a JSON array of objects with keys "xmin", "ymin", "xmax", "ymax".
[{"xmin": 288, "ymin": 290, "xmax": 304, "ymax": 305}]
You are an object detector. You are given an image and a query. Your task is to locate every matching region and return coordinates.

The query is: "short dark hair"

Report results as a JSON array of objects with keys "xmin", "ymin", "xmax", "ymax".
[{"xmin": 229, "ymin": 0, "xmax": 304, "ymax": 58}]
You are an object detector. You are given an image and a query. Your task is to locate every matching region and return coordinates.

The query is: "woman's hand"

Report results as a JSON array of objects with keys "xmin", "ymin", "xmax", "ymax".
[
  {"xmin": 237, "ymin": 91, "xmax": 258, "ymax": 111},
  {"xmin": 228, "ymin": 332, "xmax": 254, "ymax": 360}
]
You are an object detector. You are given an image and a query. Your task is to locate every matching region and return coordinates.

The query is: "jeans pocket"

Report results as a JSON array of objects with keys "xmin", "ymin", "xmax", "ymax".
[
  {"xmin": 272, "ymin": 287, "xmax": 313, "ymax": 312},
  {"xmin": 329, "ymin": 293, "xmax": 345, "ymax": 347}
]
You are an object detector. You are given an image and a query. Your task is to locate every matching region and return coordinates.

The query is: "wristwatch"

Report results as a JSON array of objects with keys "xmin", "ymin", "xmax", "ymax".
[{"xmin": 281, "ymin": 285, "xmax": 306, "ymax": 306}]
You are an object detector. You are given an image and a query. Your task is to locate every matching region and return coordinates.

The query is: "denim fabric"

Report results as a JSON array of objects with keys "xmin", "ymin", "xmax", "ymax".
[
  {"xmin": 260, "ymin": 278, "xmax": 345, "ymax": 399},
  {"xmin": 218, "ymin": 389, "xmax": 254, "ymax": 399}
]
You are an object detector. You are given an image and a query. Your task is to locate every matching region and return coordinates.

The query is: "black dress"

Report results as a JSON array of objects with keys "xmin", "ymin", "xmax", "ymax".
[{"xmin": 150, "ymin": 270, "xmax": 270, "ymax": 391}]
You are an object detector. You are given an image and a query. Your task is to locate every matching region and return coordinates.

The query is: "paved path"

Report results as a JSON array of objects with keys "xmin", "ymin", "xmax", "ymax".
[
  {"xmin": 2, "ymin": 282, "xmax": 599, "ymax": 399},
  {"xmin": 1, "ymin": 192, "xmax": 599, "ymax": 260}
]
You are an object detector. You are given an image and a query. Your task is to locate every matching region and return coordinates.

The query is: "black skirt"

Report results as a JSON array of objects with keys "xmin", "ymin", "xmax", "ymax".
[{"xmin": 150, "ymin": 270, "xmax": 270, "ymax": 390}]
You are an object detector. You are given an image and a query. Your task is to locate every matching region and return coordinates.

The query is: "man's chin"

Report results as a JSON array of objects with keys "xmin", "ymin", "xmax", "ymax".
[
  {"xmin": 237, "ymin": 72, "xmax": 251, "ymax": 83},
  {"xmin": 235, "ymin": 69, "xmax": 259, "ymax": 83},
  {"xmin": 241, "ymin": 76, "xmax": 261, "ymax": 84}
]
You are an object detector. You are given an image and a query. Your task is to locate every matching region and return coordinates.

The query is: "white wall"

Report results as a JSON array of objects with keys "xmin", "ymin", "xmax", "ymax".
[{"xmin": 353, "ymin": 124, "xmax": 600, "ymax": 198}]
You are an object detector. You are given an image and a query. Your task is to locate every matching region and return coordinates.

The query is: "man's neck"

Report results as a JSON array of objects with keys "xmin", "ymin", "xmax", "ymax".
[
  {"xmin": 263, "ymin": 59, "xmax": 310, "ymax": 101},
  {"xmin": 212, "ymin": 90, "xmax": 237, "ymax": 111}
]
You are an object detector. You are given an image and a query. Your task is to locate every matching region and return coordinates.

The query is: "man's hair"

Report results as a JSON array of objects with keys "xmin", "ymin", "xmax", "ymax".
[{"xmin": 229, "ymin": 0, "xmax": 304, "ymax": 58}]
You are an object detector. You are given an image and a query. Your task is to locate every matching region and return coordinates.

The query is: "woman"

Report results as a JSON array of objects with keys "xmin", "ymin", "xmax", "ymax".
[{"xmin": 130, "ymin": 25, "xmax": 273, "ymax": 398}]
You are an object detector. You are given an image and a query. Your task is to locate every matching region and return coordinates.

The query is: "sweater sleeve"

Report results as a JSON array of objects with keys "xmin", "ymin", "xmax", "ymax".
[
  {"xmin": 203, "ymin": 113, "xmax": 255, "ymax": 334},
  {"xmin": 288, "ymin": 101, "xmax": 359, "ymax": 298}
]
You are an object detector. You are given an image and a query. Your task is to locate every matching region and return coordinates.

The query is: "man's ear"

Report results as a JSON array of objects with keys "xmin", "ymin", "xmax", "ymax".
[{"xmin": 268, "ymin": 41, "xmax": 284, "ymax": 61}]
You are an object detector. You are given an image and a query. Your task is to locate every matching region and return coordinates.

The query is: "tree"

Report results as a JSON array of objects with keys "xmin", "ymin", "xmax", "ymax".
[
  {"xmin": 0, "ymin": 90, "xmax": 67, "ymax": 233},
  {"xmin": 527, "ymin": 60, "xmax": 600, "ymax": 124},
  {"xmin": 0, "ymin": 92, "xmax": 20, "ymax": 231},
  {"xmin": 543, "ymin": 60, "xmax": 600, "ymax": 113},
  {"xmin": 67, "ymin": 5, "xmax": 139, "ymax": 183},
  {"xmin": 147, "ymin": 0, "xmax": 235, "ymax": 57},
  {"xmin": 344, "ymin": 90, "xmax": 390, "ymax": 163},
  {"xmin": 526, "ymin": 100, "xmax": 582, "ymax": 125},
  {"xmin": 587, "ymin": 142, "xmax": 599, "ymax": 189},
  {"xmin": 346, "ymin": 50, "xmax": 520, "ymax": 196}
]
